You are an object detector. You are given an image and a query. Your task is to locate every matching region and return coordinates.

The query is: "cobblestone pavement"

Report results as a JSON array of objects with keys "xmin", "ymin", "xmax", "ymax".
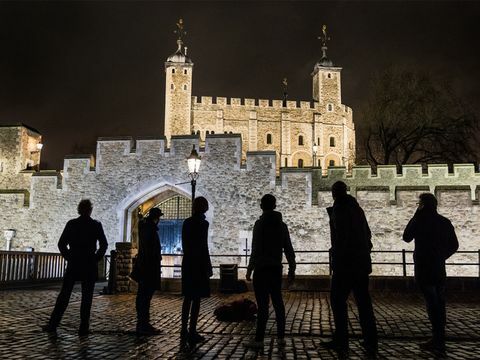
[{"xmin": 1, "ymin": 285, "xmax": 479, "ymax": 359}]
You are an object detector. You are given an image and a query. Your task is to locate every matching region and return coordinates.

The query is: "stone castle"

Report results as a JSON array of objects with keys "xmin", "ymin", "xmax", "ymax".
[
  {"xmin": 164, "ymin": 21, "xmax": 355, "ymax": 170},
  {"xmin": 0, "ymin": 22, "xmax": 479, "ymax": 279}
]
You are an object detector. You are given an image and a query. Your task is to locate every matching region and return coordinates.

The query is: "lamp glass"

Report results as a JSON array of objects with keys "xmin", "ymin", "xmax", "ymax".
[
  {"xmin": 187, "ymin": 145, "xmax": 201, "ymax": 175},
  {"xmin": 36, "ymin": 143, "xmax": 44, "ymax": 151},
  {"xmin": 313, "ymin": 143, "xmax": 318, "ymax": 154}
]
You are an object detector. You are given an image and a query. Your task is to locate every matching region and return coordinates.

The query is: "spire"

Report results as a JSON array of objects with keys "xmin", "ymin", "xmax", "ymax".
[
  {"xmin": 316, "ymin": 24, "xmax": 333, "ymax": 67},
  {"xmin": 166, "ymin": 18, "xmax": 192, "ymax": 64},
  {"xmin": 174, "ymin": 18, "xmax": 187, "ymax": 52}
]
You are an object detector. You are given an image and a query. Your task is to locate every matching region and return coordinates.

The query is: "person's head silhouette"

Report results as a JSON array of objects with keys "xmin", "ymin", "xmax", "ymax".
[
  {"xmin": 331, "ymin": 181, "xmax": 348, "ymax": 200},
  {"xmin": 260, "ymin": 194, "xmax": 276, "ymax": 211},
  {"xmin": 147, "ymin": 207, "xmax": 164, "ymax": 224},
  {"xmin": 418, "ymin": 193, "xmax": 437, "ymax": 212},
  {"xmin": 77, "ymin": 199, "xmax": 93, "ymax": 217},
  {"xmin": 193, "ymin": 196, "xmax": 209, "ymax": 215}
]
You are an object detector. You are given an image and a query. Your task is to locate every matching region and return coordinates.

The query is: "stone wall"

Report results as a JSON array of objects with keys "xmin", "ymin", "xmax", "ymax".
[
  {"xmin": 191, "ymin": 96, "xmax": 355, "ymax": 169},
  {"xmin": 0, "ymin": 135, "xmax": 479, "ymax": 277}
]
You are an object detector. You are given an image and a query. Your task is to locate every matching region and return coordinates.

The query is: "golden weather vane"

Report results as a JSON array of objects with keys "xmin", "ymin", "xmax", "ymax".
[
  {"xmin": 317, "ymin": 24, "xmax": 330, "ymax": 48},
  {"xmin": 174, "ymin": 18, "xmax": 187, "ymax": 42}
]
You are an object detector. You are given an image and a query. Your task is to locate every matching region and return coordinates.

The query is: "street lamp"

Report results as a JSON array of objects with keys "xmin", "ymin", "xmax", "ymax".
[
  {"xmin": 30, "ymin": 142, "xmax": 44, "ymax": 171},
  {"xmin": 187, "ymin": 145, "xmax": 201, "ymax": 214},
  {"xmin": 312, "ymin": 142, "xmax": 318, "ymax": 167}
]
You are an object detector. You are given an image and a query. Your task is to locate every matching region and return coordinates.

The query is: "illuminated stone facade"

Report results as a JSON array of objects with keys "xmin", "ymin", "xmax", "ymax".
[
  {"xmin": 0, "ymin": 133, "xmax": 479, "ymax": 277},
  {"xmin": 164, "ymin": 32, "xmax": 355, "ymax": 170}
]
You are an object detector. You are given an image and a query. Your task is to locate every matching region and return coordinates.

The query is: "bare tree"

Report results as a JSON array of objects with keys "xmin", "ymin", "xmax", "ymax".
[{"xmin": 363, "ymin": 67, "xmax": 479, "ymax": 167}]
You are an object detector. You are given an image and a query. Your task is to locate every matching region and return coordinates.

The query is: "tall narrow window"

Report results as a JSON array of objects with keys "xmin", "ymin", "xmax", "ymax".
[
  {"xmin": 330, "ymin": 137, "xmax": 335, "ymax": 147},
  {"xmin": 327, "ymin": 73, "xmax": 331, "ymax": 78},
  {"xmin": 298, "ymin": 135, "xmax": 304, "ymax": 146},
  {"xmin": 317, "ymin": 137, "xmax": 320, "ymax": 146},
  {"xmin": 184, "ymin": 69, "xmax": 187, "ymax": 75},
  {"xmin": 183, "ymin": 85, "xmax": 187, "ymax": 90},
  {"xmin": 266, "ymin": 133, "xmax": 272, "ymax": 144},
  {"xmin": 298, "ymin": 159, "xmax": 304, "ymax": 168},
  {"xmin": 172, "ymin": 69, "xmax": 175, "ymax": 74},
  {"xmin": 329, "ymin": 160, "xmax": 335, "ymax": 167},
  {"xmin": 327, "ymin": 104, "xmax": 333, "ymax": 112},
  {"xmin": 318, "ymin": 159, "xmax": 321, "ymax": 167},
  {"xmin": 284, "ymin": 158, "xmax": 288, "ymax": 167},
  {"xmin": 170, "ymin": 84, "xmax": 174, "ymax": 90}
]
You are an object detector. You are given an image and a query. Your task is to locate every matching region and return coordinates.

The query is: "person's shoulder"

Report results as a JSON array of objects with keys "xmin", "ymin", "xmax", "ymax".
[{"xmin": 437, "ymin": 213, "xmax": 453, "ymax": 226}]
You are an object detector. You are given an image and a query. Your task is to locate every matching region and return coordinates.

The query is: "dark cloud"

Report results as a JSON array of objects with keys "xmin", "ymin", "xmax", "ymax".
[{"xmin": 1, "ymin": 1, "xmax": 479, "ymax": 169}]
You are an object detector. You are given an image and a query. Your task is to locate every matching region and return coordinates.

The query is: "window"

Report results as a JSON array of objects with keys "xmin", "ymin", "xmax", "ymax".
[
  {"xmin": 170, "ymin": 83, "xmax": 174, "ymax": 90},
  {"xmin": 284, "ymin": 158, "xmax": 288, "ymax": 167},
  {"xmin": 318, "ymin": 159, "xmax": 321, "ymax": 167},
  {"xmin": 211, "ymin": 131, "xmax": 215, "ymax": 134},
  {"xmin": 266, "ymin": 134, "xmax": 272, "ymax": 144},
  {"xmin": 206, "ymin": 130, "xmax": 210, "ymax": 135},
  {"xmin": 330, "ymin": 137, "xmax": 335, "ymax": 147},
  {"xmin": 317, "ymin": 137, "xmax": 320, "ymax": 146},
  {"xmin": 172, "ymin": 69, "xmax": 175, "ymax": 74},
  {"xmin": 298, "ymin": 159, "xmax": 304, "ymax": 168},
  {"xmin": 327, "ymin": 104, "xmax": 333, "ymax": 112},
  {"xmin": 329, "ymin": 160, "xmax": 335, "ymax": 167},
  {"xmin": 184, "ymin": 69, "xmax": 187, "ymax": 75},
  {"xmin": 298, "ymin": 135, "xmax": 304, "ymax": 146},
  {"xmin": 327, "ymin": 73, "xmax": 331, "ymax": 79},
  {"xmin": 196, "ymin": 130, "xmax": 200, "ymax": 135},
  {"xmin": 183, "ymin": 85, "xmax": 187, "ymax": 90}
]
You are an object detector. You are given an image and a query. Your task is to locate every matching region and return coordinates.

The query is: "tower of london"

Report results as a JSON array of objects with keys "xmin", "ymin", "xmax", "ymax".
[{"xmin": 164, "ymin": 21, "xmax": 355, "ymax": 170}]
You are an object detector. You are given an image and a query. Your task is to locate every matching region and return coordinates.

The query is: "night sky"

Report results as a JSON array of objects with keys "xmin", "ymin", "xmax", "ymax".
[{"xmin": 1, "ymin": 1, "xmax": 479, "ymax": 169}]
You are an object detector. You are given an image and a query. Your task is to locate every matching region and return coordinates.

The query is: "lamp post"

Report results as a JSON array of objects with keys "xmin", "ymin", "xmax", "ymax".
[
  {"xmin": 312, "ymin": 142, "xmax": 318, "ymax": 167},
  {"xmin": 4, "ymin": 229, "xmax": 16, "ymax": 251},
  {"xmin": 187, "ymin": 145, "xmax": 201, "ymax": 215}
]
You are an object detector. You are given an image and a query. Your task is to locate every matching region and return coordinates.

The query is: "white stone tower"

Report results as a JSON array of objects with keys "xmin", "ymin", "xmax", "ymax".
[{"xmin": 164, "ymin": 19, "xmax": 193, "ymax": 145}]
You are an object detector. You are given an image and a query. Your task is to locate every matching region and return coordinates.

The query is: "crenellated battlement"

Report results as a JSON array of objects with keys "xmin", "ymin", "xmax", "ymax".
[{"xmin": 193, "ymin": 95, "xmax": 318, "ymax": 110}]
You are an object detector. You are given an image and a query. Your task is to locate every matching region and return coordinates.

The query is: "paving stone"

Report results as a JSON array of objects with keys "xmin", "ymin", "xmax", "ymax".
[{"xmin": 0, "ymin": 285, "xmax": 479, "ymax": 359}]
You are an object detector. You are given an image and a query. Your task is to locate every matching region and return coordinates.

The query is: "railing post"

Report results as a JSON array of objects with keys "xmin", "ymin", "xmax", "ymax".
[
  {"xmin": 478, "ymin": 249, "xmax": 480, "ymax": 278},
  {"xmin": 402, "ymin": 249, "xmax": 407, "ymax": 277},
  {"xmin": 106, "ymin": 250, "xmax": 117, "ymax": 294},
  {"xmin": 245, "ymin": 238, "xmax": 248, "ymax": 267},
  {"xmin": 328, "ymin": 249, "xmax": 332, "ymax": 275}
]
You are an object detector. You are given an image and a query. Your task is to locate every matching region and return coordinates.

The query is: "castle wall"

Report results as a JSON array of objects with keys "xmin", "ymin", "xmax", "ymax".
[
  {"xmin": 191, "ymin": 96, "xmax": 354, "ymax": 169},
  {"xmin": 1, "ymin": 135, "xmax": 479, "ymax": 277}
]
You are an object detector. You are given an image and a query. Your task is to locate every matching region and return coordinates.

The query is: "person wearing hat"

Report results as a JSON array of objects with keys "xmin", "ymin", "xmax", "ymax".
[{"xmin": 131, "ymin": 207, "xmax": 163, "ymax": 335}]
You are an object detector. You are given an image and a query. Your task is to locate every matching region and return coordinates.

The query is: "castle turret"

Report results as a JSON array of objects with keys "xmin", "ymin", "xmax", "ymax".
[
  {"xmin": 164, "ymin": 19, "xmax": 193, "ymax": 145},
  {"xmin": 312, "ymin": 25, "xmax": 342, "ymax": 109}
]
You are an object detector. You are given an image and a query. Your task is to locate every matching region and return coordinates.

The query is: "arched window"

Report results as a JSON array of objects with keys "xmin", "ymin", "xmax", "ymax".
[
  {"xmin": 298, "ymin": 159, "xmax": 304, "ymax": 168},
  {"xmin": 184, "ymin": 69, "xmax": 187, "ymax": 75},
  {"xmin": 266, "ymin": 133, "xmax": 272, "ymax": 144},
  {"xmin": 318, "ymin": 159, "xmax": 321, "ymax": 167},
  {"xmin": 211, "ymin": 131, "xmax": 215, "ymax": 134},
  {"xmin": 330, "ymin": 137, "xmax": 335, "ymax": 147},
  {"xmin": 298, "ymin": 135, "xmax": 304, "ymax": 146},
  {"xmin": 329, "ymin": 160, "xmax": 335, "ymax": 167},
  {"xmin": 196, "ymin": 130, "xmax": 200, "ymax": 135},
  {"xmin": 206, "ymin": 130, "xmax": 210, "ymax": 135},
  {"xmin": 327, "ymin": 104, "xmax": 333, "ymax": 112},
  {"xmin": 317, "ymin": 137, "xmax": 320, "ymax": 146},
  {"xmin": 284, "ymin": 158, "xmax": 288, "ymax": 167},
  {"xmin": 191, "ymin": 131, "xmax": 195, "ymax": 135},
  {"xmin": 327, "ymin": 73, "xmax": 331, "ymax": 79}
]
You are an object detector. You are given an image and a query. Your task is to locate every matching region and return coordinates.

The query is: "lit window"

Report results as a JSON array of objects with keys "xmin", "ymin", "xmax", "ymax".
[
  {"xmin": 330, "ymin": 137, "xmax": 335, "ymax": 147},
  {"xmin": 329, "ymin": 160, "xmax": 335, "ymax": 167},
  {"xmin": 298, "ymin": 159, "xmax": 304, "ymax": 168},
  {"xmin": 266, "ymin": 134, "xmax": 272, "ymax": 144},
  {"xmin": 299, "ymin": 135, "xmax": 304, "ymax": 146}
]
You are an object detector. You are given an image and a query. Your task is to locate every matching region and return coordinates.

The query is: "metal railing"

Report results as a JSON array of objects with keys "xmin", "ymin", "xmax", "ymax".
[
  {"xmin": 0, "ymin": 251, "xmax": 111, "ymax": 285},
  {"xmin": 160, "ymin": 249, "xmax": 480, "ymax": 278}
]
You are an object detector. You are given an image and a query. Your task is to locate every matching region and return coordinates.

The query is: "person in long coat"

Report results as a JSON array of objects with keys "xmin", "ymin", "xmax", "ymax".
[
  {"xmin": 322, "ymin": 181, "xmax": 378, "ymax": 355},
  {"xmin": 131, "ymin": 207, "xmax": 163, "ymax": 335},
  {"xmin": 180, "ymin": 196, "xmax": 212, "ymax": 344},
  {"xmin": 42, "ymin": 199, "xmax": 108, "ymax": 336},
  {"xmin": 403, "ymin": 193, "xmax": 458, "ymax": 353}
]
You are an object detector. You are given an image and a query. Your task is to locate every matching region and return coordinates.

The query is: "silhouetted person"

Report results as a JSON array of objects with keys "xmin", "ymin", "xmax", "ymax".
[
  {"xmin": 181, "ymin": 197, "xmax": 212, "ymax": 345},
  {"xmin": 131, "ymin": 207, "xmax": 163, "ymax": 335},
  {"xmin": 403, "ymin": 193, "xmax": 458, "ymax": 353},
  {"xmin": 42, "ymin": 199, "xmax": 108, "ymax": 336},
  {"xmin": 322, "ymin": 181, "xmax": 377, "ymax": 355},
  {"xmin": 244, "ymin": 194, "xmax": 296, "ymax": 350}
]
